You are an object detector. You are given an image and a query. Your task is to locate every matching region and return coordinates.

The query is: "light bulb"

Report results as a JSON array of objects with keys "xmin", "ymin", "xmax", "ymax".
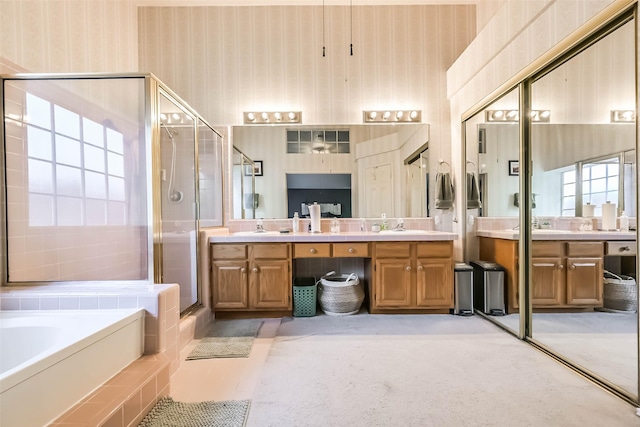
[
  {"xmin": 288, "ymin": 112, "xmax": 296, "ymax": 121},
  {"xmin": 261, "ymin": 112, "xmax": 269, "ymax": 121},
  {"xmin": 410, "ymin": 111, "xmax": 418, "ymax": 120},
  {"xmin": 369, "ymin": 111, "xmax": 377, "ymax": 120},
  {"xmin": 247, "ymin": 112, "xmax": 256, "ymax": 122},
  {"xmin": 274, "ymin": 112, "xmax": 282, "ymax": 121},
  {"xmin": 396, "ymin": 111, "xmax": 404, "ymax": 120},
  {"xmin": 382, "ymin": 111, "xmax": 391, "ymax": 120}
]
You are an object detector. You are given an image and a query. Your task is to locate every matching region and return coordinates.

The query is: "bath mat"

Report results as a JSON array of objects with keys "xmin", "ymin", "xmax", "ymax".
[
  {"xmin": 186, "ymin": 319, "xmax": 263, "ymax": 360},
  {"xmin": 138, "ymin": 397, "xmax": 250, "ymax": 427}
]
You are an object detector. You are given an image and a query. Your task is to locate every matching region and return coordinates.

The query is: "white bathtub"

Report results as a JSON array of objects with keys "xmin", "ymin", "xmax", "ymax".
[{"xmin": 0, "ymin": 309, "xmax": 145, "ymax": 427}]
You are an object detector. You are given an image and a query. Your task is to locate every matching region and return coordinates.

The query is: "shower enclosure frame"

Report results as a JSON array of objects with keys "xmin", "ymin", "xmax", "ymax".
[{"xmin": 0, "ymin": 73, "xmax": 222, "ymax": 317}]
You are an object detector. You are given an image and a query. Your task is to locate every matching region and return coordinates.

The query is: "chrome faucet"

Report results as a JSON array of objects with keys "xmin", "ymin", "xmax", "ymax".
[
  {"xmin": 255, "ymin": 219, "xmax": 265, "ymax": 232},
  {"xmin": 395, "ymin": 218, "xmax": 406, "ymax": 231}
]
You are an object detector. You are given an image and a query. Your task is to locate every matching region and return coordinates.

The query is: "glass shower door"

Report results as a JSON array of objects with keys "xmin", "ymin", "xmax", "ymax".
[{"xmin": 159, "ymin": 92, "xmax": 199, "ymax": 313}]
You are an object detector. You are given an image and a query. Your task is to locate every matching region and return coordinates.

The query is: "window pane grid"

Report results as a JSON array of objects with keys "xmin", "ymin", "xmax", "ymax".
[{"xmin": 25, "ymin": 92, "xmax": 127, "ymax": 226}]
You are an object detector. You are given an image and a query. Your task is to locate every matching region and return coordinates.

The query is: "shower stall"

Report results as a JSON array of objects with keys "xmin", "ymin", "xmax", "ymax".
[{"xmin": 0, "ymin": 73, "xmax": 224, "ymax": 315}]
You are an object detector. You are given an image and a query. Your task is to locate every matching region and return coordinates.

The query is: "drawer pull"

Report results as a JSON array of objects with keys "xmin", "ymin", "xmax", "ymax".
[
  {"xmin": 310, "ymin": 248, "xmax": 317, "ymax": 254},
  {"xmin": 405, "ymin": 266, "xmax": 411, "ymax": 271},
  {"xmin": 348, "ymin": 247, "xmax": 355, "ymax": 253},
  {"xmin": 620, "ymin": 246, "xmax": 631, "ymax": 252}
]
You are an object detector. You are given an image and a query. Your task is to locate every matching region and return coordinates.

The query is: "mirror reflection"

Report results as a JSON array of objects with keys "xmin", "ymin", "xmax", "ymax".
[
  {"xmin": 466, "ymin": 18, "xmax": 637, "ymax": 398},
  {"xmin": 465, "ymin": 88, "xmax": 521, "ymax": 338},
  {"xmin": 529, "ymin": 18, "xmax": 637, "ymax": 397},
  {"xmin": 231, "ymin": 124, "xmax": 430, "ymax": 219}
]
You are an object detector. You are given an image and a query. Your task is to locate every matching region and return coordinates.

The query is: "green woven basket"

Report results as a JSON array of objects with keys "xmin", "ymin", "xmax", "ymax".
[{"xmin": 293, "ymin": 278, "xmax": 317, "ymax": 317}]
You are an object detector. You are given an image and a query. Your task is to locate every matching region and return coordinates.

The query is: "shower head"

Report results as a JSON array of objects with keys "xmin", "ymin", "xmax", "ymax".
[{"xmin": 160, "ymin": 122, "xmax": 178, "ymax": 139}]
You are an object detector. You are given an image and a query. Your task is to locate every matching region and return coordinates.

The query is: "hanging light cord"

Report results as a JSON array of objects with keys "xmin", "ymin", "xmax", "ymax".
[
  {"xmin": 350, "ymin": 0, "xmax": 353, "ymax": 56},
  {"xmin": 322, "ymin": 0, "xmax": 326, "ymax": 57}
]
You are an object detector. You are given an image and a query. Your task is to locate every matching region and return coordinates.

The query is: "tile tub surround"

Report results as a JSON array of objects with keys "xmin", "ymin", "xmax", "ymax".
[
  {"xmin": 50, "ymin": 353, "xmax": 171, "ymax": 427},
  {"xmin": 0, "ymin": 283, "xmax": 181, "ymax": 426}
]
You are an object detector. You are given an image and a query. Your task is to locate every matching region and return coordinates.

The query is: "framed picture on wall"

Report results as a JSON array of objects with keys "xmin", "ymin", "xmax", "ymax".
[
  {"xmin": 508, "ymin": 160, "xmax": 519, "ymax": 176},
  {"xmin": 253, "ymin": 161, "xmax": 263, "ymax": 176},
  {"xmin": 244, "ymin": 160, "xmax": 263, "ymax": 176}
]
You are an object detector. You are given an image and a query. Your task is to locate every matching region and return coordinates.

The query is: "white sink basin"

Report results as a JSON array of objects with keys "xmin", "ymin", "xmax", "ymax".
[
  {"xmin": 233, "ymin": 231, "xmax": 282, "ymax": 235},
  {"xmin": 379, "ymin": 229, "xmax": 431, "ymax": 234}
]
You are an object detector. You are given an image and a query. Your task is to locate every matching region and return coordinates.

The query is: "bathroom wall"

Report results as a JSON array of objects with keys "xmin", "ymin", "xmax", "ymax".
[
  {"xmin": 0, "ymin": 0, "xmax": 138, "ymax": 74},
  {"xmin": 446, "ymin": 0, "xmax": 619, "ymax": 260}
]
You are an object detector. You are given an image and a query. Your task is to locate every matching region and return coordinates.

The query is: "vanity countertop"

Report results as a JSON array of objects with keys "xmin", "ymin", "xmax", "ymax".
[
  {"xmin": 476, "ymin": 229, "xmax": 636, "ymax": 241},
  {"xmin": 209, "ymin": 230, "xmax": 457, "ymax": 243}
]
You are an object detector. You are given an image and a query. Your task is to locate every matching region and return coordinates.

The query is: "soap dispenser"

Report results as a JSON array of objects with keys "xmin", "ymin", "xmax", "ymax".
[
  {"xmin": 619, "ymin": 211, "xmax": 629, "ymax": 232},
  {"xmin": 292, "ymin": 212, "xmax": 300, "ymax": 233}
]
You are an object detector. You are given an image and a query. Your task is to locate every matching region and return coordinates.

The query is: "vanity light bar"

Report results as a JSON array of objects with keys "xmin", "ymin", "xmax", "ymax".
[
  {"xmin": 363, "ymin": 110, "xmax": 421, "ymax": 123},
  {"xmin": 485, "ymin": 110, "xmax": 550, "ymax": 123},
  {"xmin": 611, "ymin": 110, "xmax": 635, "ymax": 123},
  {"xmin": 243, "ymin": 111, "xmax": 301, "ymax": 124}
]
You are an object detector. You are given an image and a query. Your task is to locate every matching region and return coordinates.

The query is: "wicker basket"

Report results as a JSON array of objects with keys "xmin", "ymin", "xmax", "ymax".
[
  {"xmin": 603, "ymin": 271, "xmax": 637, "ymax": 312},
  {"xmin": 318, "ymin": 273, "xmax": 364, "ymax": 316}
]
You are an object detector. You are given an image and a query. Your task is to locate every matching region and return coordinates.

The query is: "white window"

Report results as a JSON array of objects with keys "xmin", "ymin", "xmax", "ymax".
[
  {"xmin": 25, "ymin": 94, "xmax": 126, "ymax": 226},
  {"xmin": 561, "ymin": 157, "xmax": 619, "ymax": 217}
]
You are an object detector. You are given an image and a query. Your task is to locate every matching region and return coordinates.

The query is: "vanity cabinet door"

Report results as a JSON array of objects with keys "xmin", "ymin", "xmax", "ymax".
[
  {"xmin": 249, "ymin": 259, "xmax": 291, "ymax": 309},
  {"xmin": 374, "ymin": 259, "xmax": 412, "ymax": 307},
  {"xmin": 566, "ymin": 257, "xmax": 603, "ymax": 306},
  {"xmin": 415, "ymin": 258, "xmax": 453, "ymax": 308},
  {"xmin": 531, "ymin": 257, "xmax": 565, "ymax": 306},
  {"xmin": 212, "ymin": 260, "xmax": 249, "ymax": 309}
]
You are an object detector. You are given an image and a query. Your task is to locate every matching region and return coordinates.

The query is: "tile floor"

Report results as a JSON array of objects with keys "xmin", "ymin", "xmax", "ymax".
[{"xmin": 170, "ymin": 318, "xmax": 282, "ymax": 402}]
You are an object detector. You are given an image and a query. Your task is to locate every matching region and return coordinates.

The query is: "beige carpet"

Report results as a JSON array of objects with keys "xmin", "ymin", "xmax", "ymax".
[{"xmin": 246, "ymin": 314, "xmax": 639, "ymax": 426}]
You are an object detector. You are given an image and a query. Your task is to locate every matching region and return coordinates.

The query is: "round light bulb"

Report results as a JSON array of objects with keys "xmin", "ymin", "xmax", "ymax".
[
  {"xmin": 396, "ymin": 111, "xmax": 404, "ymax": 120},
  {"xmin": 288, "ymin": 112, "xmax": 296, "ymax": 121},
  {"xmin": 410, "ymin": 111, "xmax": 418, "ymax": 120},
  {"xmin": 369, "ymin": 111, "xmax": 377, "ymax": 120},
  {"xmin": 382, "ymin": 111, "xmax": 391, "ymax": 120},
  {"xmin": 247, "ymin": 113, "xmax": 255, "ymax": 122},
  {"xmin": 274, "ymin": 112, "xmax": 282, "ymax": 121},
  {"xmin": 261, "ymin": 112, "xmax": 269, "ymax": 121}
]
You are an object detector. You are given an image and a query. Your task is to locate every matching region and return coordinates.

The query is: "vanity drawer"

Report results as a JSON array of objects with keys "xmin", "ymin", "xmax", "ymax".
[
  {"xmin": 375, "ymin": 243, "xmax": 411, "ymax": 258},
  {"xmin": 333, "ymin": 243, "xmax": 370, "ymax": 257},
  {"xmin": 606, "ymin": 241, "xmax": 637, "ymax": 256},
  {"xmin": 252, "ymin": 243, "xmax": 290, "ymax": 259},
  {"xmin": 294, "ymin": 243, "xmax": 331, "ymax": 258},
  {"xmin": 416, "ymin": 241, "xmax": 452, "ymax": 258},
  {"xmin": 566, "ymin": 242, "xmax": 603, "ymax": 257},
  {"xmin": 532, "ymin": 241, "xmax": 563, "ymax": 257},
  {"xmin": 211, "ymin": 244, "xmax": 247, "ymax": 260}
]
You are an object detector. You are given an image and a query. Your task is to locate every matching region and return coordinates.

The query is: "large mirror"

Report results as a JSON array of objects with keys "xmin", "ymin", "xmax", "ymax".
[
  {"xmin": 465, "ymin": 87, "xmax": 521, "ymax": 338},
  {"xmin": 529, "ymin": 18, "xmax": 637, "ymax": 398},
  {"xmin": 465, "ymin": 16, "xmax": 637, "ymax": 400},
  {"xmin": 231, "ymin": 124, "xmax": 430, "ymax": 220}
]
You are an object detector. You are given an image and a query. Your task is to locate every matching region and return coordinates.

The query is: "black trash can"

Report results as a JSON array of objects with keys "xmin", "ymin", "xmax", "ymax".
[
  {"xmin": 470, "ymin": 261, "xmax": 505, "ymax": 316},
  {"xmin": 453, "ymin": 263, "xmax": 474, "ymax": 316}
]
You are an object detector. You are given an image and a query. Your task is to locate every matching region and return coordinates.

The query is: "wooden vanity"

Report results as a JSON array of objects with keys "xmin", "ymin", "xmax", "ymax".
[
  {"xmin": 209, "ymin": 231, "xmax": 457, "ymax": 317},
  {"xmin": 477, "ymin": 229, "xmax": 636, "ymax": 313}
]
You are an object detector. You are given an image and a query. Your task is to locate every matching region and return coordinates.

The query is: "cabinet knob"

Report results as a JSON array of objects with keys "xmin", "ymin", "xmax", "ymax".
[
  {"xmin": 405, "ymin": 266, "xmax": 411, "ymax": 271},
  {"xmin": 348, "ymin": 247, "xmax": 355, "ymax": 253},
  {"xmin": 558, "ymin": 264, "xmax": 563, "ymax": 270},
  {"xmin": 310, "ymin": 248, "xmax": 316, "ymax": 254},
  {"xmin": 417, "ymin": 265, "xmax": 424, "ymax": 271},
  {"xmin": 252, "ymin": 267, "xmax": 259, "ymax": 273},
  {"xmin": 240, "ymin": 267, "xmax": 246, "ymax": 273},
  {"xmin": 570, "ymin": 265, "xmax": 576, "ymax": 270},
  {"xmin": 621, "ymin": 246, "xmax": 631, "ymax": 252}
]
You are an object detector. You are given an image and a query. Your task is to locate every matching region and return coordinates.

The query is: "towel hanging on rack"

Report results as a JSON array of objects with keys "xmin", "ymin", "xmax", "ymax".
[
  {"xmin": 466, "ymin": 172, "xmax": 482, "ymax": 209},
  {"xmin": 435, "ymin": 171, "xmax": 454, "ymax": 210}
]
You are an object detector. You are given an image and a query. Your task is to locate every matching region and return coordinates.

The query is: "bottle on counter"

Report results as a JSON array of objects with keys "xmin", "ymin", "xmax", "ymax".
[
  {"xmin": 292, "ymin": 212, "xmax": 300, "ymax": 233},
  {"xmin": 381, "ymin": 213, "xmax": 388, "ymax": 230},
  {"xmin": 619, "ymin": 211, "xmax": 629, "ymax": 232}
]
